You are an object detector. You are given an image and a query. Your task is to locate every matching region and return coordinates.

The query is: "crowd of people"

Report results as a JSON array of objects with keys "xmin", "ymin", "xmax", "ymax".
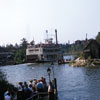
[
  {"xmin": 4, "ymin": 77, "xmax": 55, "ymax": 100},
  {"xmin": 17, "ymin": 77, "xmax": 48, "ymax": 100}
]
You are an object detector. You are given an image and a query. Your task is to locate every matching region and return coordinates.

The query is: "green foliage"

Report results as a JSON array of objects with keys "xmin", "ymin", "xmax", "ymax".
[
  {"xmin": 79, "ymin": 53, "xmax": 85, "ymax": 59},
  {"xmin": 63, "ymin": 42, "xmax": 85, "ymax": 54},
  {"xmin": 0, "ymin": 70, "xmax": 16, "ymax": 100},
  {"xmin": 87, "ymin": 56, "xmax": 91, "ymax": 60},
  {"xmin": 14, "ymin": 38, "xmax": 28, "ymax": 64},
  {"xmin": 96, "ymin": 32, "xmax": 100, "ymax": 44},
  {"xmin": 20, "ymin": 38, "xmax": 28, "ymax": 49},
  {"xmin": 0, "ymin": 38, "xmax": 28, "ymax": 64},
  {"xmin": 14, "ymin": 49, "xmax": 26, "ymax": 64}
]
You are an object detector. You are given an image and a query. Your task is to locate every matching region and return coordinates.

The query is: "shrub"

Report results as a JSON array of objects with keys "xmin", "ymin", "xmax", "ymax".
[{"xmin": 0, "ymin": 71, "xmax": 16, "ymax": 100}]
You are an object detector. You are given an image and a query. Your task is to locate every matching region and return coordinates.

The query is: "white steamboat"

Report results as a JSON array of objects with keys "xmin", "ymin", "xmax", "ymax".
[{"xmin": 26, "ymin": 29, "xmax": 63, "ymax": 63}]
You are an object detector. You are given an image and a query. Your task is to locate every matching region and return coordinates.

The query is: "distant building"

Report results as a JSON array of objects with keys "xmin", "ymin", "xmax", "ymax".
[
  {"xmin": 75, "ymin": 40, "xmax": 87, "ymax": 46},
  {"xmin": 83, "ymin": 40, "xmax": 100, "ymax": 59}
]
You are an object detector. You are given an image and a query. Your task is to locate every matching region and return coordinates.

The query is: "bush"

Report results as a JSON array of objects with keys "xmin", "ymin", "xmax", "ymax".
[{"xmin": 0, "ymin": 71, "xmax": 16, "ymax": 100}]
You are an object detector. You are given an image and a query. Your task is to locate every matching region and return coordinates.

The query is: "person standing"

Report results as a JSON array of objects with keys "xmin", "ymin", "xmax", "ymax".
[
  {"xmin": 48, "ymin": 81, "xmax": 54, "ymax": 100},
  {"xmin": 4, "ymin": 88, "xmax": 11, "ymax": 97},
  {"xmin": 17, "ymin": 82, "xmax": 24, "ymax": 100},
  {"xmin": 4, "ymin": 93, "xmax": 12, "ymax": 100}
]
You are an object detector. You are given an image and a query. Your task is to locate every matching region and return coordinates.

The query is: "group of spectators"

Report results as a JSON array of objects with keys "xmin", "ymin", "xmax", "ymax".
[
  {"xmin": 4, "ymin": 77, "xmax": 55, "ymax": 100},
  {"xmin": 17, "ymin": 77, "xmax": 54, "ymax": 100}
]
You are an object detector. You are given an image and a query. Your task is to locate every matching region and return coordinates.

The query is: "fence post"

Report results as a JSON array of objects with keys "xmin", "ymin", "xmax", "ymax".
[{"xmin": 54, "ymin": 78, "xmax": 58, "ymax": 100}]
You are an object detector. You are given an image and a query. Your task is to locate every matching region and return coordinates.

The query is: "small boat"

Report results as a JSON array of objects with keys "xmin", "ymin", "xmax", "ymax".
[{"xmin": 58, "ymin": 59, "xmax": 71, "ymax": 65}]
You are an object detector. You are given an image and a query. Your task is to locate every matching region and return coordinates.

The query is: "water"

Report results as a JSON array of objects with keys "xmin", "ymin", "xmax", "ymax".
[{"xmin": 0, "ymin": 63, "xmax": 100, "ymax": 100}]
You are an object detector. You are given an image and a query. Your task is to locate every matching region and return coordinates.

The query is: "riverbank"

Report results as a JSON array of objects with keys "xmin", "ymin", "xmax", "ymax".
[
  {"xmin": 70, "ymin": 57, "xmax": 100, "ymax": 67},
  {"xmin": 0, "ymin": 61, "xmax": 26, "ymax": 67}
]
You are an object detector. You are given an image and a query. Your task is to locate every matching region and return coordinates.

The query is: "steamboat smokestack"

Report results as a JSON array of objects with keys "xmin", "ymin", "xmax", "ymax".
[{"xmin": 55, "ymin": 29, "xmax": 58, "ymax": 45}]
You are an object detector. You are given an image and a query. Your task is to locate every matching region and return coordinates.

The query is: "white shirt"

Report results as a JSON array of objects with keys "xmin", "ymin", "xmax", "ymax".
[
  {"xmin": 5, "ymin": 95, "xmax": 11, "ymax": 100},
  {"xmin": 18, "ymin": 85, "xmax": 23, "ymax": 91},
  {"xmin": 28, "ymin": 81, "xmax": 34, "ymax": 86}
]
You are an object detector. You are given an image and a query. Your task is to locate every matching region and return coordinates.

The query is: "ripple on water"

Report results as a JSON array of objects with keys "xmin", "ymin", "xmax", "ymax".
[{"xmin": 1, "ymin": 63, "xmax": 100, "ymax": 100}]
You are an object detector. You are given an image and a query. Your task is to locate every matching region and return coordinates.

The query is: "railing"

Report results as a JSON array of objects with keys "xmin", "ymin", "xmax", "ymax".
[
  {"xmin": 12, "ymin": 92, "xmax": 17, "ymax": 100},
  {"xmin": 13, "ymin": 92, "xmax": 48, "ymax": 100},
  {"xmin": 26, "ymin": 93, "xmax": 38, "ymax": 100},
  {"xmin": 26, "ymin": 92, "xmax": 48, "ymax": 100}
]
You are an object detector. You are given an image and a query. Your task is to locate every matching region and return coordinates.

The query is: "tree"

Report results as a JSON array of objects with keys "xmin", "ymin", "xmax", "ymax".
[
  {"xmin": 0, "ymin": 70, "xmax": 16, "ymax": 100},
  {"xmin": 96, "ymin": 32, "xmax": 100, "ymax": 44},
  {"xmin": 13, "ymin": 38, "xmax": 28, "ymax": 63},
  {"xmin": 6, "ymin": 44, "xmax": 14, "ymax": 51},
  {"xmin": 20, "ymin": 38, "xmax": 28, "ymax": 49},
  {"xmin": 14, "ymin": 49, "xmax": 26, "ymax": 64},
  {"xmin": 14, "ymin": 43, "xmax": 19, "ymax": 49}
]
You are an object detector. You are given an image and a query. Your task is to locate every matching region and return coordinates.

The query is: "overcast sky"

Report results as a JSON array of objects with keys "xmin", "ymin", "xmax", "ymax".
[{"xmin": 0, "ymin": 0, "xmax": 100, "ymax": 45}]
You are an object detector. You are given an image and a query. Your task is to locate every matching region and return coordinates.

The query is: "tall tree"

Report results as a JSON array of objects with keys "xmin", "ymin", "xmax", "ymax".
[
  {"xmin": 20, "ymin": 38, "xmax": 28, "ymax": 49},
  {"xmin": 14, "ymin": 38, "xmax": 28, "ymax": 63}
]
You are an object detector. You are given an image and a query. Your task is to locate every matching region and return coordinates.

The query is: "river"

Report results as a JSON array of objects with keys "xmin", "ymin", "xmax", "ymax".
[{"xmin": 0, "ymin": 63, "xmax": 100, "ymax": 100}]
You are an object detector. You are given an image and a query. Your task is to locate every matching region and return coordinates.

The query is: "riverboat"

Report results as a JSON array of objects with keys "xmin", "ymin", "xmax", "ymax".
[{"xmin": 26, "ymin": 29, "xmax": 63, "ymax": 63}]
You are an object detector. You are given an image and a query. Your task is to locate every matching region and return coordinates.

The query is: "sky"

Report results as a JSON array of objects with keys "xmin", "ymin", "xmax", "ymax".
[{"xmin": 0, "ymin": 0, "xmax": 100, "ymax": 45}]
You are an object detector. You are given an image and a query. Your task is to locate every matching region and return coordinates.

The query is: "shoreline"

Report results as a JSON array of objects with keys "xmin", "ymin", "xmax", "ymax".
[{"xmin": 70, "ymin": 57, "xmax": 100, "ymax": 67}]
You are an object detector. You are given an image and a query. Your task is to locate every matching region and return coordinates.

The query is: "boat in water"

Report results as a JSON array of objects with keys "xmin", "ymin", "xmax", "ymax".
[{"xmin": 26, "ymin": 29, "xmax": 63, "ymax": 63}]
